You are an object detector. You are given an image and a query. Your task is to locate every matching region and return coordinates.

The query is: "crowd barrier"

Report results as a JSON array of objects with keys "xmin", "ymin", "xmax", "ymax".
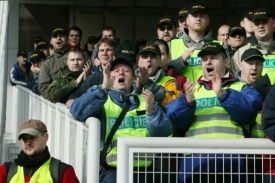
[{"xmin": 3, "ymin": 85, "xmax": 100, "ymax": 182}]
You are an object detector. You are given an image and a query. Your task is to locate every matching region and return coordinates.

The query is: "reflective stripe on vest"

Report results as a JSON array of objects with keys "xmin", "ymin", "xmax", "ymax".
[
  {"xmin": 251, "ymin": 112, "xmax": 264, "ymax": 138},
  {"xmin": 10, "ymin": 158, "xmax": 53, "ymax": 183},
  {"xmin": 171, "ymin": 39, "xmax": 221, "ymax": 81},
  {"xmin": 104, "ymin": 95, "xmax": 151, "ymax": 167},
  {"xmin": 186, "ymin": 82, "xmax": 246, "ymax": 138}
]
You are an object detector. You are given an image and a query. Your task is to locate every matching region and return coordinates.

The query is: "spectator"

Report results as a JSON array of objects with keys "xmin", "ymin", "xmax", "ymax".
[
  {"xmin": 165, "ymin": 42, "xmax": 262, "ymax": 183},
  {"xmin": 136, "ymin": 42, "xmax": 182, "ymax": 108},
  {"xmin": 156, "ymin": 16, "xmax": 177, "ymax": 50},
  {"xmin": 47, "ymin": 48, "xmax": 90, "ymax": 103},
  {"xmin": 240, "ymin": 10, "xmax": 254, "ymax": 42},
  {"xmin": 0, "ymin": 119, "xmax": 79, "ymax": 182},
  {"xmin": 39, "ymin": 27, "xmax": 69, "ymax": 99},
  {"xmin": 36, "ymin": 40, "xmax": 50, "ymax": 57},
  {"xmin": 68, "ymin": 26, "xmax": 82, "ymax": 49},
  {"xmin": 65, "ymin": 38, "xmax": 116, "ymax": 108},
  {"xmin": 27, "ymin": 36, "xmax": 43, "ymax": 62},
  {"xmin": 84, "ymin": 36, "xmax": 98, "ymax": 61},
  {"xmin": 217, "ymin": 24, "xmax": 230, "ymax": 45},
  {"xmin": 226, "ymin": 26, "xmax": 247, "ymax": 59},
  {"xmin": 69, "ymin": 58, "xmax": 173, "ymax": 183},
  {"xmin": 10, "ymin": 50, "xmax": 33, "ymax": 87},
  {"xmin": 231, "ymin": 7, "xmax": 275, "ymax": 74},
  {"xmin": 177, "ymin": 7, "xmax": 188, "ymax": 31},
  {"xmin": 29, "ymin": 50, "xmax": 46, "ymax": 95},
  {"xmin": 169, "ymin": 2, "xmax": 217, "ymax": 82},
  {"xmin": 91, "ymin": 26, "xmax": 117, "ymax": 65},
  {"xmin": 153, "ymin": 38, "xmax": 187, "ymax": 93}
]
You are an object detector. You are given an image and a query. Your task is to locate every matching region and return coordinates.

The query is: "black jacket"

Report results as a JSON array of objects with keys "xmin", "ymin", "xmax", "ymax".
[{"xmin": 262, "ymin": 85, "xmax": 275, "ymax": 142}]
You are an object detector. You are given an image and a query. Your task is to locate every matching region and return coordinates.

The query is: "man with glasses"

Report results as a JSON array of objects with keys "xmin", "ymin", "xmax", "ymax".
[
  {"xmin": 156, "ymin": 16, "xmax": 177, "ymax": 49},
  {"xmin": 39, "ymin": 27, "xmax": 69, "ymax": 99},
  {"xmin": 227, "ymin": 26, "xmax": 247, "ymax": 59},
  {"xmin": 177, "ymin": 7, "xmax": 188, "ymax": 32},
  {"xmin": 85, "ymin": 36, "xmax": 98, "ymax": 62},
  {"xmin": 169, "ymin": 3, "xmax": 218, "ymax": 82}
]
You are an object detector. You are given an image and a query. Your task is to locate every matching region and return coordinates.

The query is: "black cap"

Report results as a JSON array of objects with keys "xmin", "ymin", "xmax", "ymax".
[
  {"xmin": 228, "ymin": 26, "xmax": 246, "ymax": 37},
  {"xmin": 242, "ymin": 10, "xmax": 253, "ymax": 20},
  {"xmin": 30, "ymin": 50, "xmax": 46, "ymax": 62},
  {"xmin": 51, "ymin": 27, "xmax": 68, "ymax": 37},
  {"xmin": 177, "ymin": 7, "xmax": 188, "ymax": 19},
  {"xmin": 110, "ymin": 57, "xmax": 135, "ymax": 75},
  {"xmin": 17, "ymin": 50, "xmax": 27, "ymax": 58},
  {"xmin": 251, "ymin": 7, "xmax": 274, "ymax": 22},
  {"xmin": 33, "ymin": 37, "xmax": 43, "ymax": 44},
  {"xmin": 36, "ymin": 41, "xmax": 49, "ymax": 50},
  {"xmin": 115, "ymin": 42, "xmax": 137, "ymax": 63},
  {"xmin": 241, "ymin": 48, "xmax": 265, "ymax": 62},
  {"xmin": 136, "ymin": 39, "xmax": 147, "ymax": 46},
  {"xmin": 138, "ymin": 42, "xmax": 161, "ymax": 56},
  {"xmin": 87, "ymin": 36, "xmax": 98, "ymax": 44},
  {"xmin": 198, "ymin": 42, "xmax": 226, "ymax": 57},
  {"xmin": 188, "ymin": 3, "xmax": 209, "ymax": 15},
  {"xmin": 157, "ymin": 16, "xmax": 176, "ymax": 27}
]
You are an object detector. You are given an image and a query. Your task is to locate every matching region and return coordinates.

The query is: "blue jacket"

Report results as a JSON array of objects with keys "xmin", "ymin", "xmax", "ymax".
[
  {"xmin": 70, "ymin": 85, "xmax": 173, "ymax": 138},
  {"xmin": 9, "ymin": 62, "xmax": 33, "ymax": 86},
  {"xmin": 165, "ymin": 79, "xmax": 262, "ymax": 133}
]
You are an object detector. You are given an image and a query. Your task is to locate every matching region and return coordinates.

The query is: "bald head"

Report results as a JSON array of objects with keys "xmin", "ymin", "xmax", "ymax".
[{"xmin": 217, "ymin": 24, "xmax": 230, "ymax": 45}]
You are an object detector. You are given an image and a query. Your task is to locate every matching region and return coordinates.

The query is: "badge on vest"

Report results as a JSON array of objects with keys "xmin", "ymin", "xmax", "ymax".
[
  {"xmin": 187, "ymin": 57, "xmax": 201, "ymax": 66},
  {"xmin": 109, "ymin": 116, "xmax": 147, "ymax": 129},
  {"xmin": 196, "ymin": 96, "xmax": 221, "ymax": 110}
]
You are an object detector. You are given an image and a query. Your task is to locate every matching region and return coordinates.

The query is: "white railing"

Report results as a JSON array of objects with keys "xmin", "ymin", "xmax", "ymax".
[
  {"xmin": 117, "ymin": 137, "xmax": 275, "ymax": 183},
  {"xmin": 3, "ymin": 85, "xmax": 100, "ymax": 183}
]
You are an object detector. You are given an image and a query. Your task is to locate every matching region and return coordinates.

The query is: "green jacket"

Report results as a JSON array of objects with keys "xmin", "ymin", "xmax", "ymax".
[
  {"xmin": 47, "ymin": 66, "xmax": 82, "ymax": 103},
  {"xmin": 39, "ymin": 47, "xmax": 69, "ymax": 99}
]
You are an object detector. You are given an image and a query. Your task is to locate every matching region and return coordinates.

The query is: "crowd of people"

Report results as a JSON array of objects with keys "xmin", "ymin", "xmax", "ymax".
[{"xmin": 6, "ymin": 2, "xmax": 275, "ymax": 183}]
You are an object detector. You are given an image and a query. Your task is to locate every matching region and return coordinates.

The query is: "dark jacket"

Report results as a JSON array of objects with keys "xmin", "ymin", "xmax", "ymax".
[{"xmin": 9, "ymin": 62, "xmax": 33, "ymax": 86}]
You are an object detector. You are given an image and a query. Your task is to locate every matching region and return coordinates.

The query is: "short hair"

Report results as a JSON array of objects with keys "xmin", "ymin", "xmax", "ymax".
[
  {"xmin": 97, "ymin": 38, "xmax": 116, "ymax": 49},
  {"xmin": 64, "ymin": 48, "xmax": 85, "ymax": 61},
  {"xmin": 69, "ymin": 26, "xmax": 82, "ymax": 37},
  {"xmin": 101, "ymin": 26, "xmax": 116, "ymax": 37},
  {"xmin": 152, "ymin": 39, "xmax": 170, "ymax": 55}
]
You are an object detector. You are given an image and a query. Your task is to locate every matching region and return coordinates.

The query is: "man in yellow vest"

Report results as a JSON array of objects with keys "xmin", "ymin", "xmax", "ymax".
[
  {"xmin": 168, "ymin": 2, "xmax": 217, "ymax": 82},
  {"xmin": 231, "ymin": 7, "xmax": 275, "ymax": 74},
  {"xmin": 165, "ymin": 42, "xmax": 262, "ymax": 183},
  {"xmin": 0, "ymin": 119, "xmax": 79, "ymax": 183},
  {"xmin": 70, "ymin": 57, "xmax": 173, "ymax": 183}
]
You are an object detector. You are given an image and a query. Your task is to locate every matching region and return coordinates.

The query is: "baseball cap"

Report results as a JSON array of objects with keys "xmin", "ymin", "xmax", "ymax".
[
  {"xmin": 17, "ymin": 50, "xmax": 27, "ymax": 58},
  {"xmin": 188, "ymin": 3, "xmax": 209, "ymax": 15},
  {"xmin": 87, "ymin": 36, "xmax": 98, "ymax": 44},
  {"xmin": 51, "ymin": 27, "xmax": 68, "ymax": 37},
  {"xmin": 18, "ymin": 119, "xmax": 47, "ymax": 140},
  {"xmin": 33, "ymin": 37, "xmax": 43, "ymax": 44},
  {"xmin": 242, "ymin": 10, "xmax": 253, "ymax": 20},
  {"xmin": 30, "ymin": 50, "xmax": 46, "ymax": 62},
  {"xmin": 177, "ymin": 7, "xmax": 189, "ymax": 19},
  {"xmin": 251, "ymin": 7, "xmax": 274, "ymax": 22},
  {"xmin": 138, "ymin": 42, "xmax": 161, "ymax": 56},
  {"xmin": 241, "ymin": 48, "xmax": 265, "ymax": 62},
  {"xmin": 228, "ymin": 26, "xmax": 246, "ymax": 37},
  {"xmin": 110, "ymin": 57, "xmax": 135, "ymax": 75},
  {"xmin": 36, "ymin": 41, "xmax": 49, "ymax": 50},
  {"xmin": 198, "ymin": 42, "xmax": 226, "ymax": 57},
  {"xmin": 157, "ymin": 16, "xmax": 176, "ymax": 27},
  {"xmin": 115, "ymin": 42, "xmax": 137, "ymax": 63}
]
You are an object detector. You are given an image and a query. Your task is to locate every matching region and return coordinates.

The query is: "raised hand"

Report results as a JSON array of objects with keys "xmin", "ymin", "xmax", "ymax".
[
  {"xmin": 184, "ymin": 79, "xmax": 195, "ymax": 103},
  {"xmin": 182, "ymin": 47, "xmax": 196, "ymax": 63},
  {"xmin": 141, "ymin": 90, "xmax": 155, "ymax": 113},
  {"xmin": 211, "ymin": 73, "xmax": 222, "ymax": 96},
  {"xmin": 82, "ymin": 63, "xmax": 91, "ymax": 80},
  {"xmin": 137, "ymin": 66, "xmax": 149, "ymax": 85},
  {"xmin": 102, "ymin": 63, "xmax": 114, "ymax": 91}
]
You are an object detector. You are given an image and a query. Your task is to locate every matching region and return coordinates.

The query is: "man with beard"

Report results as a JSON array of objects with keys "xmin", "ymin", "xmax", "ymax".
[
  {"xmin": 39, "ymin": 27, "xmax": 69, "ymax": 99},
  {"xmin": 0, "ymin": 119, "xmax": 79, "ymax": 182}
]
